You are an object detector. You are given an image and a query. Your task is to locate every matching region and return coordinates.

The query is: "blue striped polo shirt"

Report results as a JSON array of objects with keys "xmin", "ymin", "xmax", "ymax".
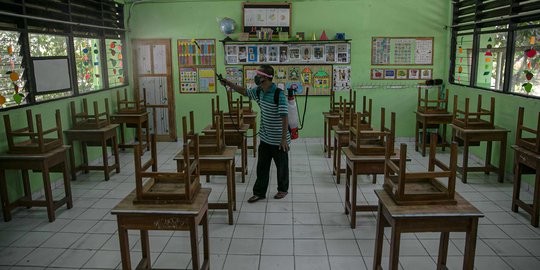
[{"xmin": 247, "ymin": 83, "xmax": 291, "ymax": 146}]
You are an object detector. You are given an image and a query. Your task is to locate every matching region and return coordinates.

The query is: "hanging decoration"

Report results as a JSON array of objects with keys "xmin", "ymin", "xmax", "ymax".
[
  {"xmin": 522, "ymin": 36, "xmax": 537, "ymax": 94},
  {"xmin": 2, "ymin": 43, "xmax": 25, "ymax": 106},
  {"xmin": 483, "ymin": 36, "xmax": 494, "ymax": 83},
  {"xmin": 457, "ymin": 37, "xmax": 464, "ymax": 82}
]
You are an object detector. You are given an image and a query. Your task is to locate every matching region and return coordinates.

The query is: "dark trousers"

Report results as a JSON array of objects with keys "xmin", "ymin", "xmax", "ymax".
[{"xmin": 253, "ymin": 141, "xmax": 289, "ymax": 197}]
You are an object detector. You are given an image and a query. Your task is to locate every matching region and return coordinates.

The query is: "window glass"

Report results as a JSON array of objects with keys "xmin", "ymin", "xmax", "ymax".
[
  {"xmin": 106, "ymin": 39, "xmax": 125, "ymax": 87},
  {"xmin": 0, "ymin": 30, "xmax": 27, "ymax": 108},
  {"xmin": 74, "ymin": 37, "xmax": 102, "ymax": 92},
  {"xmin": 475, "ymin": 32, "xmax": 507, "ymax": 90},
  {"xmin": 29, "ymin": 33, "xmax": 68, "ymax": 57},
  {"xmin": 511, "ymin": 28, "xmax": 540, "ymax": 96}
]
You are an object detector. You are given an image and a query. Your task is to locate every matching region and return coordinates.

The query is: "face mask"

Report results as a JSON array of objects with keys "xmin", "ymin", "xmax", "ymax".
[{"xmin": 254, "ymin": 75, "xmax": 264, "ymax": 86}]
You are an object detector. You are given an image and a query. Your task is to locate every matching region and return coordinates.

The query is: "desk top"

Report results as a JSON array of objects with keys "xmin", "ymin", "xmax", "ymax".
[
  {"xmin": 65, "ymin": 124, "xmax": 119, "ymax": 134},
  {"xmin": 111, "ymin": 188, "xmax": 210, "ymax": 216},
  {"xmin": 111, "ymin": 112, "xmax": 149, "ymax": 117},
  {"xmin": 450, "ymin": 124, "xmax": 510, "ymax": 133},
  {"xmin": 375, "ymin": 190, "xmax": 483, "ymax": 218},
  {"xmin": 342, "ymin": 147, "xmax": 399, "ymax": 161},
  {"xmin": 174, "ymin": 146, "xmax": 237, "ymax": 161},
  {"xmin": 0, "ymin": 146, "xmax": 71, "ymax": 161},
  {"xmin": 414, "ymin": 111, "xmax": 452, "ymax": 117},
  {"xmin": 512, "ymin": 145, "xmax": 540, "ymax": 160},
  {"xmin": 204, "ymin": 124, "xmax": 250, "ymax": 133}
]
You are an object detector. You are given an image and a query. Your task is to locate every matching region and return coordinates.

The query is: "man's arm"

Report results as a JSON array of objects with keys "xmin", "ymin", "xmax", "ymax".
[
  {"xmin": 221, "ymin": 79, "xmax": 248, "ymax": 96},
  {"xmin": 280, "ymin": 115, "xmax": 289, "ymax": 151}
]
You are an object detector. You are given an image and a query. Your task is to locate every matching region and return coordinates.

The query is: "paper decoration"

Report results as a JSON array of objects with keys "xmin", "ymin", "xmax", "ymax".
[
  {"xmin": 301, "ymin": 67, "xmax": 312, "ymax": 85},
  {"xmin": 313, "ymin": 69, "xmax": 330, "ymax": 88},
  {"xmin": 225, "ymin": 66, "xmax": 243, "ymax": 86},
  {"xmin": 396, "ymin": 69, "xmax": 408, "ymax": 79},
  {"xmin": 320, "ymin": 30, "xmax": 328, "ymax": 41},
  {"xmin": 384, "ymin": 69, "xmax": 396, "ymax": 79},
  {"xmin": 288, "ymin": 67, "xmax": 300, "ymax": 80},
  {"xmin": 333, "ymin": 66, "xmax": 351, "ymax": 91}
]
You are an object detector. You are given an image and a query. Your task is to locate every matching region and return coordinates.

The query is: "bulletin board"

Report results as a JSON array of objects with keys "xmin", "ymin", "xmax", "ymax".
[
  {"xmin": 243, "ymin": 65, "xmax": 333, "ymax": 96},
  {"xmin": 242, "ymin": 2, "xmax": 291, "ymax": 37},
  {"xmin": 177, "ymin": 38, "xmax": 216, "ymax": 93},
  {"xmin": 371, "ymin": 37, "xmax": 434, "ymax": 65}
]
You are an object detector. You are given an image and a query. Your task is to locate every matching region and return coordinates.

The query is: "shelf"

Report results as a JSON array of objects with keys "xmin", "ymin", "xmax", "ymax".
[{"xmin": 220, "ymin": 39, "xmax": 351, "ymax": 44}]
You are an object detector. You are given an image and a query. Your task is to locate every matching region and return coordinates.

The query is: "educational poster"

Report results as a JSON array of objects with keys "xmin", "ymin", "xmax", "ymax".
[
  {"xmin": 225, "ymin": 66, "xmax": 243, "ymax": 87},
  {"xmin": 336, "ymin": 44, "xmax": 349, "ymax": 63},
  {"xmin": 313, "ymin": 46, "xmax": 324, "ymax": 62},
  {"xmin": 396, "ymin": 69, "xmax": 408, "ymax": 79},
  {"xmin": 198, "ymin": 68, "xmax": 216, "ymax": 92},
  {"xmin": 371, "ymin": 37, "xmax": 433, "ymax": 65},
  {"xmin": 268, "ymin": 46, "xmax": 279, "ymax": 62},
  {"xmin": 242, "ymin": 3, "xmax": 291, "ymax": 36},
  {"xmin": 384, "ymin": 69, "xmax": 396, "ymax": 79},
  {"xmin": 371, "ymin": 69, "xmax": 384, "ymax": 80},
  {"xmin": 177, "ymin": 39, "xmax": 215, "ymax": 66},
  {"xmin": 420, "ymin": 69, "xmax": 432, "ymax": 80},
  {"xmin": 301, "ymin": 46, "xmax": 312, "ymax": 62},
  {"xmin": 258, "ymin": 46, "xmax": 267, "ymax": 62},
  {"xmin": 288, "ymin": 46, "xmax": 300, "ymax": 62},
  {"xmin": 180, "ymin": 67, "xmax": 197, "ymax": 92},
  {"xmin": 238, "ymin": 46, "xmax": 247, "ymax": 63},
  {"xmin": 325, "ymin": 45, "xmax": 336, "ymax": 62},
  {"xmin": 243, "ymin": 65, "xmax": 332, "ymax": 95},
  {"xmin": 247, "ymin": 46, "xmax": 258, "ymax": 63},
  {"xmin": 408, "ymin": 69, "xmax": 420, "ymax": 79},
  {"xmin": 225, "ymin": 45, "xmax": 238, "ymax": 64},
  {"xmin": 279, "ymin": 46, "xmax": 288, "ymax": 63},
  {"xmin": 333, "ymin": 66, "xmax": 351, "ymax": 91}
]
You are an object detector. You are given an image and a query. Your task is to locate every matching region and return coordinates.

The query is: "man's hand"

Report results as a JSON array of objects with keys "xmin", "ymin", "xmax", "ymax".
[{"xmin": 279, "ymin": 138, "xmax": 289, "ymax": 152}]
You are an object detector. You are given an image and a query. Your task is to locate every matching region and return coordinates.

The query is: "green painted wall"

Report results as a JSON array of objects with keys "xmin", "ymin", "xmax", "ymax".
[
  {"xmin": 127, "ymin": 0, "xmax": 450, "ymax": 137},
  {"xmin": 0, "ymin": 88, "xmax": 125, "ymax": 202}
]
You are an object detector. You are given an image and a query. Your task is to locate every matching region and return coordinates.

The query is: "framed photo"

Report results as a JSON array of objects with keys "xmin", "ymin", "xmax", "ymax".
[
  {"xmin": 267, "ymin": 45, "xmax": 279, "ymax": 63},
  {"xmin": 396, "ymin": 69, "xmax": 408, "ymax": 79},
  {"xmin": 288, "ymin": 46, "xmax": 300, "ymax": 62},
  {"xmin": 247, "ymin": 46, "xmax": 258, "ymax": 63},
  {"xmin": 313, "ymin": 46, "xmax": 325, "ymax": 62},
  {"xmin": 325, "ymin": 45, "xmax": 336, "ymax": 63},
  {"xmin": 238, "ymin": 46, "xmax": 247, "ymax": 63},
  {"xmin": 301, "ymin": 46, "xmax": 312, "ymax": 62},
  {"xmin": 279, "ymin": 46, "xmax": 288, "ymax": 63},
  {"xmin": 420, "ymin": 69, "xmax": 432, "ymax": 79},
  {"xmin": 371, "ymin": 68, "xmax": 384, "ymax": 80},
  {"xmin": 337, "ymin": 44, "xmax": 349, "ymax": 63},
  {"xmin": 243, "ymin": 3, "xmax": 291, "ymax": 37},
  {"xmin": 384, "ymin": 69, "xmax": 396, "ymax": 79},
  {"xmin": 408, "ymin": 69, "xmax": 420, "ymax": 79},
  {"xmin": 258, "ymin": 46, "xmax": 267, "ymax": 63}
]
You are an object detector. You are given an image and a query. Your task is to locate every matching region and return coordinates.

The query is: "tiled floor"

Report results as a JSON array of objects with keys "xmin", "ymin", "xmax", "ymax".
[{"xmin": 1, "ymin": 138, "xmax": 540, "ymax": 270}]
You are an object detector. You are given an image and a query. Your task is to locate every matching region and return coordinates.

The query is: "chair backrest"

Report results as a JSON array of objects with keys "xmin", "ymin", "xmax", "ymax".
[
  {"xmin": 349, "ymin": 107, "xmax": 395, "ymax": 155},
  {"xmin": 453, "ymin": 94, "xmax": 495, "ymax": 129},
  {"xmin": 516, "ymin": 107, "xmax": 540, "ymax": 153},
  {"xmin": 349, "ymin": 96, "xmax": 372, "ymax": 128},
  {"xmin": 417, "ymin": 85, "xmax": 449, "ymax": 113},
  {"xmin": 70, "ymin": 98, "xmax": 110, "ymax": 129},
  {"xmin": 116, "ymin": 88, "xmax": 146, "ymax": 114},
  {"xmin": 3, "ymin": 109, "xmax": 63, "ymax": 154},
  {"xmin": 184, "ymin": 110, "xmax": 225, "ymax": 154},
  {"xmin": 338, "ymin": 92, "xmax": 357, "ymax": 129},
  {"xmin": 383, "ymin": 132, "xmax": 458, "ymax": 205}
]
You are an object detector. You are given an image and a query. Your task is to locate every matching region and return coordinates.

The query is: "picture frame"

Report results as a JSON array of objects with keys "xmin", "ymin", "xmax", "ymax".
[
  {"xmin": 384, "ymin": 69, "xmax": 396, "ymax": 79},
  {"xmin": 301, "ymin": 46, "xmax": 312, "ymax": 62},
  {"xmin": 279, "ymin": 46, "xmax": 288, "ymax": 63},
  {"xmin": 420, "ymin": 68, "xmax": 432, "ymax": 79},
  {"xmin": 371, "ymin": 68, "xmax": 384, "ymax": 80},
  {"xmin": 267, "ymin": 45, "xmax": 279, "ymax": 63},
  {"xmin": 288, "ymin": 46, "xmax": 301, "ymax": 62},
  {"xmin": 313, "ymin": 46, "xmax": 325, "ymax": 62},
  {"xmin": 242, "ymin": 2, "xmax": 291, "ymax": 37},
  {"xmin": 396, "ymin": 69, "xmax": 408, "ymax": 79},
  {"xmin": 258, "ymin": 45, "xmax": 267, "ymax": 63},
  {"xmin": 325, "ymin": 45, "xmax": 336, "ymax": 63},
  {"xmin": 408, "ymin": 69, "xmax": 420, "ymax": 79}
]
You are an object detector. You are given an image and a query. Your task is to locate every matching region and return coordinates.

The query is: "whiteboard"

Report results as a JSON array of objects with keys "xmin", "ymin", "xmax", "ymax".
[{"xmin": 33, "ymin": 58, "xmax": 71, "ymax": 92}]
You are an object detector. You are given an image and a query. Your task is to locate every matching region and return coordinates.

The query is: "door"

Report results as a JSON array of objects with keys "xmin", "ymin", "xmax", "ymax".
[{"xmin": 132, "ymin": 39, "xmax": 176, "ymax": 141}]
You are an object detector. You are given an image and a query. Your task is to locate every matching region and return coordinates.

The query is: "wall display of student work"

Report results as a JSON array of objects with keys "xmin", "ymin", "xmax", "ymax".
[
  {"xmin": 372, "ymin": 37, "xmax": 434, "ymax": 65},
  {"xmin": 178, "ymin": 39, "xmax": 217, "ymax": 93},
  {"xmin": 371, "ymin": 68, "xmax": 432, "ymax": 80},
  {"xmin": 242, "ymin": 2, "xmax": 291, "ymax": 36},
  {"xmin": 243, "ymin": 65, "xmax": 334, "ymax": 96},
  {"xmin": 224, "ymin": 43, "xmax": 350, "ymax": 65},
  {"xmin": 225, "ymin": 66, "xmax": 243, "ymax": 87}
]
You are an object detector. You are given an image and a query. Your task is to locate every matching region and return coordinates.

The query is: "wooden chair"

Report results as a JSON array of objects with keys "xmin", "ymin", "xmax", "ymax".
[
  {"xmin": 417, "ymin": 84, "xmax": 449, "ymax": 114},
  {"xmin": 349, "ymin": 108, "xmax": 395, "ymax": 156},
  {"xmin": 212, "ymin": 96, "xmax": 244, "ymax": 129},
  {"xmin": 3, "ymin": 109, "xmax": 63, "ymax": 154},
  {"xmin": 116, "ymin": 88, "xmax": 146, "ymax": 114},
  {"xmin": 133, "ymin": 134, "xmax": 200, "ymax": 204},
  {"xmin": 452, "ymin": 94, "xmax": 495, "ymax": 129},
  {"xmin": 227, "ymin": 90, "xmax": 253, "ymax": 114},
  {"xmin": 70, "ymin": 98, "xmax": 110, "ymax": 129},
  {"xmin": 383, "ymin": 133, "xmax": 458, "ymax": 205},
  {"xmin": 338, "ymin": 94, "xmax": 357, "ymax": 129},
  {"xmin": 516, "ymin": 107, "xmax": 540, "ymax": 153},
  {"xmin": 184, "ymin": 111, "xmax": 225, "ymax": 155},
  {"xmin": 353, "ymin": 96, "xmax": 373, "ymax": 130},
  {"xmin": 329, "ymin": 89, "xmax": 353, "ymax": 114}
]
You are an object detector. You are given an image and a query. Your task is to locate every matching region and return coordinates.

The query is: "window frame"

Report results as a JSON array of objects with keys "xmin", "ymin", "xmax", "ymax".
[
  {"xmin": 0, "ymin": 0, "xmax": 128, "ymax": 112},
  {"xmin": 449, "ymin": 1, "xmax": 540, "ymax": 100}
]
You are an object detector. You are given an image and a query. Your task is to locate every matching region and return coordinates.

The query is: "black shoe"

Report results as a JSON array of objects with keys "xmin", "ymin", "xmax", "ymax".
[{"xmin": 273, "ymin": 192, "xmax": 288, "ymax": 199}]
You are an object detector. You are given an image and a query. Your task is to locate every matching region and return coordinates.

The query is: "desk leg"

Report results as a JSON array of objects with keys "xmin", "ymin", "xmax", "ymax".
[
  {"xmin": 462, "ymin": 139, "xmax": 469, "ymax": 183},
  {"xmin": 422, "ymin": 119, "xmax": 427, "ymax": 157},
  {"xmin": 485, "ymin": 141, "xmax": 492, "ymax": 175},
  {"xmin": 22, "ymin": 170, "xmax": 32, "ymax": 208},
  {"xmin": 463, "ymin": 218, "xmax": 479, "ymax": 270},
  {"xmin": 137, "ymin": 123, "xmax": 144, "ymax": 155},
  {"xmin": 0, "ymin": 169, "xmax": 11, "ymax": 221},
  {"xmin": 242, "ymin": 138, "xmax": 247, "ymax": 183},
  {"xmin": 232, "ymin": 160, "xmax": 237, "ymax": 211},
  {"xmin": 145, "ymin": 121, "xmax": 150, "ymax": 151},
  {"xmin": 373, "ymin": 202, "xmax": 385, "ymax": 270},
  {"xmin": 120, "ymin": 123, "xmax": 126, "ymax": 150},
  {"xmin": 190, "ymin": 218, "xmax": 201, "ymax": 270},
  {"xmin": 498, "ymin": 137, "xmax": 507, "ymax": 183},
  {"xmin": 82, "ymin": 142, "xmax": 89, "ymax": 174},
  {"xmin": 42, "ymin": 166, "xmax": 55, "ymax": 222},
  {"xmin": 532, "ymin": 171, "xmax": 540, "ymax": 227},
  {"xmin": 68, "ymin": 138, "xmax": 76, "ymax": 180},
  {"xmin": 117, "ymin": 220, "xmax": 132, "ymax": 270},
  {"xmin": 62, "ymin": 160, "xmax": 73, "ymax": 209},
  {"xmin": 336, "ymin": 145, "xmax": 342, "ymax": 185},
  {"xmin": 327, "ymin": 124, "xmax": 332, "ymax": 158},
  {"xmin": 113, "ymin": 136, "xmax": 120, "ymax": 173},
  {"xmin": 140, "ymin": 230, "xmax": 151, "ymax": 269},
  {"xmin": 333, "ymin": 137, "xmax": 337, "ymax": 175},
  {"xmin": 344, "ymin": 164, "xmax": 351, "ymax": 216},
  {"xmin": 202, "ymin": 210, "xmax": 210, "ymax": 269},
  {"xmin": 415, "ymin": 119, "xmax": 419, "ymax": 153},
  {"xmin": 511, "ymin": 161, "xmax": 521, "ymax": 213},
  {"xmin": 442, "ymin": 123, "xmax": 448, "ymax": 152},
  {"xmin": 389, "ymin": 224, "xmax": 401, "ymax": 270},
  {"xmin": 324, "ymin": 120, "xmax": 328, "ymax": 153},
  {"xmin": 227, "ymin": 163, "xmax": 234, "ymax": 225},
  {"xmin": 437, "ymin": 232, "xmax": 450, "ymax": 269},
  {"xmin": 102, "ymin": 138, "xmax": 110, "ymax": 181},
  {"xmin": 351, "ymin": 166, "xmax": 358, "ymax": 229}
]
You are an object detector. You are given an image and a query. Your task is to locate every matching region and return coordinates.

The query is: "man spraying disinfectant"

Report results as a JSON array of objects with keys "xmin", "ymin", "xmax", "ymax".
[{"xmin": 219, "ymin": 65, "xmax": 290, "ymax": 203}]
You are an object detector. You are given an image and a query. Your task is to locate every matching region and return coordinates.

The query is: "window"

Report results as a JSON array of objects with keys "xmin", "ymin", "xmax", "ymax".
[
  {"xmin": 511, "ymin": 28, "xmax": 540, "ymax": 97},
  {"xmin": 475, "ymin": 32, "xmax": 507, "ymax": 90},
  {"xmin": 106, "ymin": 39, "xmax": 126, "ymax": 88},
  {"xmin": 450, "ymin": 0, "xmax": 540, "ymax": 99},
  {"xmin": 74, "ymin": 37, "xmax": 103, "ymax": 92},
  {"xmin": 0, "ymin": 30, "xmax": 27, "ymax": 109}
]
